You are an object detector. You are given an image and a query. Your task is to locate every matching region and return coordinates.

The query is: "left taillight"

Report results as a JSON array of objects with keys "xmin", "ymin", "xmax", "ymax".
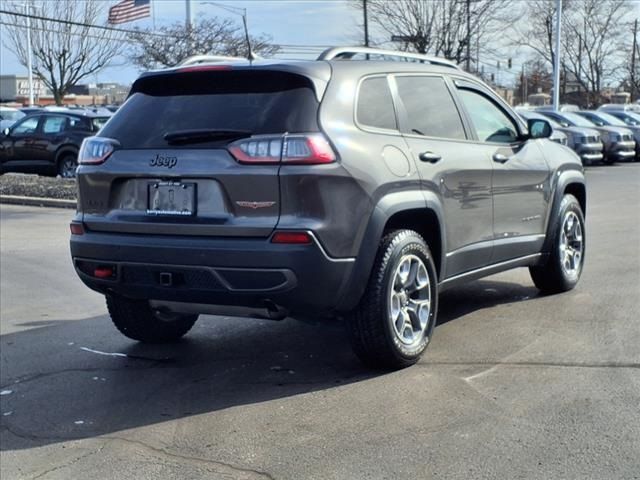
[
  {"xmin": 78, "ymin": 137, "xmax": 119, "ymax": 165},
  {"xmin": 228, "ymin": 133, "xmax": 336, "ymax": 165}
]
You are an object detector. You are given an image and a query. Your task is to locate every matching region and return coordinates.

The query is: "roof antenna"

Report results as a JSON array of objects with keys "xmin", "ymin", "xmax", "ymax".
[{"xmin": 241, "ymin": 8, "xmax": 254, "ymax": 61}]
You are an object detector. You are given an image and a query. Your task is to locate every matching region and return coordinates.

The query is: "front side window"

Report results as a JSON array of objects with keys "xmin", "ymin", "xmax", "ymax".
[
  {"xmin": 457, "ymin": 89, "xmax": 519, "ymax": 143},
  {"xmin": 11, "ymin": 116, "xmax": 39, "ymax": 135},
  {"xmin": 357, "ymin": 77, "xmax": 397, "ymax": 130},
  {"xmin": 395, "ymin": 76, "xmax": 466, "ymax": 140},
  {"xmin": 42, "ymin": 116, "xmax": 67, "ymax": 134}
]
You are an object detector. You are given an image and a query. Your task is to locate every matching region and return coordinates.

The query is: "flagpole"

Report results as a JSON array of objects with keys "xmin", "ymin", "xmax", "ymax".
[{"xmin": 151, "ymin": 0, "xmax": 156, "ymax": 31}]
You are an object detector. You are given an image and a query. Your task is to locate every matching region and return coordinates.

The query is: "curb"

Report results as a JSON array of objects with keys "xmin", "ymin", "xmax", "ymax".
[{"xmin": 0, "ymin": 195, "xmax": 76, "ymax": 209}]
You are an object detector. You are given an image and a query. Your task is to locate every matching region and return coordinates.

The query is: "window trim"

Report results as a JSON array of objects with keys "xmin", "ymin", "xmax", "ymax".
[
  {"xmin": 390, "ymin": 73, "xmax": 470, "ymax": 142},
  {"xmin": 354, "ymin": 73, "xmax": 401, "ymax": 135}
]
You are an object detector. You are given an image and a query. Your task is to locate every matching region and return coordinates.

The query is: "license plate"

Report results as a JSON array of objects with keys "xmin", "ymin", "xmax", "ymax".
[{"xmin": 147, "ymin": 182, "xmax": 196, "ymax": 216}]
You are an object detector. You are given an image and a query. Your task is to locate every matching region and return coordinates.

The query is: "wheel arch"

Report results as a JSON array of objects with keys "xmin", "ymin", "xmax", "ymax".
[
  {"xmin": 541, "ymin": 170, "xmax": 586, "ymax": 254},
  {"xmin": 335, "ymin": 189, "xmax": 446, "ymax": 312},
  {"xmin": 55, "ymin": 145, "xmax": 79, "ymax": 164}
]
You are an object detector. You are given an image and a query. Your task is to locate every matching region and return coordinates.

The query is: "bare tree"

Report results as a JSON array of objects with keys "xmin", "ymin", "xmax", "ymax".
[
  {"xmin": 352, "ymin": 0, "xmax": 517, "ymax": 68},
  {"xmin": 512, "ymin": 0, "xmax": 635, "ymax": 105},
  {"xmin": 127, "ymin": 17, "xmax": 280, "ymax": 69},
  {"xmin": 1, "ymin": 0, "xmax": 124, "ymax": 105}
]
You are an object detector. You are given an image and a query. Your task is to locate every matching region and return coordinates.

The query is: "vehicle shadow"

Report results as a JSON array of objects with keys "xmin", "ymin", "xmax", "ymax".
[{"xmin": 0, "ymin": 279, "xmax": 539, "ymax": 451}]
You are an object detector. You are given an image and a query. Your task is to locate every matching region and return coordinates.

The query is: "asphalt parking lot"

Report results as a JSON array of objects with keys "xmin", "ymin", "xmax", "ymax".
[{"xmin": 1, "ymin": 163, "xmax": 639, "ymax": 480}]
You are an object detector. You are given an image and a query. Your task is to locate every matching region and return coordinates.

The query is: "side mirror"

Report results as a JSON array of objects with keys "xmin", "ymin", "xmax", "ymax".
[
  {"xmin": 527, "ymin": 119, "xmax": 552, "ymax": 139},
  {"xmin": 1, "ymin": 127, "xmax": 9, "ymax": 137}
]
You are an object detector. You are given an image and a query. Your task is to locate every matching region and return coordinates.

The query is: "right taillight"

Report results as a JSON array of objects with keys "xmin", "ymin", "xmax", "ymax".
[
  {"xmin": 228, "ymin": 133, "xmax": 336, "ymax": 165},
  {"xmin": 78, "ymin": 137, "xmax": 119, "ymax": 165}
]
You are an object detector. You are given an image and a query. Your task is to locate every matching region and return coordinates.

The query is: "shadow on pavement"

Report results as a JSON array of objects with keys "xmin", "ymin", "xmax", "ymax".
[{"xmin": 0, "ymin": 279, "xmax": 539, "ymax": 451}]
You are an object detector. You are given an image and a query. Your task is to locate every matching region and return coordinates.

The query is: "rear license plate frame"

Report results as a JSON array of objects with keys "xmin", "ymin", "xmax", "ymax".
[{"xmin": 147, "ymin": 181, "xmax": 197, "ymax": 216}]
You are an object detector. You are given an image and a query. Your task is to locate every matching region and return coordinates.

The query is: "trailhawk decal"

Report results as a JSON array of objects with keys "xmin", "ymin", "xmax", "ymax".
[{"xmin": 235, "ymin": 201, "xmax": 277, "ymax": 209}]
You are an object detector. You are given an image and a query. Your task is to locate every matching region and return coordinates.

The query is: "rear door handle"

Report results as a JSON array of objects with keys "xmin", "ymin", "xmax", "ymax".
[
  {"xmin": 492, "ymin": 153, "xmax": 509, "ymax": 163},
  {"xmin": 419, "ymin": 151, "xmax": 442, "ymax": 163}
]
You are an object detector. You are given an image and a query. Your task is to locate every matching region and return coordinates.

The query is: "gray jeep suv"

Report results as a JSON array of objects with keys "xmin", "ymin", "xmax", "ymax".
[{"xmin": 70, "ymin": 47, "xmax": 586, "ymax": 369}]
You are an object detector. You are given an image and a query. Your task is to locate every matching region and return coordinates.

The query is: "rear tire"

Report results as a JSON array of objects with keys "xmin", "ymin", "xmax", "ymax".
[
  {"xmin": 347, "ymin": 229, "xmax": 438, "ymax": 369},
  {"xmin": 106, "ymin": 295, "xmax": 198, "ymax": 343},
  {"xmin": 530, "ymin": 194, "xmax": 585, "ymax": 293}
]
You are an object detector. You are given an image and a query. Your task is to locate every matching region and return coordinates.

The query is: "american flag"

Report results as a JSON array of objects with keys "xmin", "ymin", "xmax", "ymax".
[{"xmin": 108, "ymin": 0, "xmax": 151, "ymax": 25}]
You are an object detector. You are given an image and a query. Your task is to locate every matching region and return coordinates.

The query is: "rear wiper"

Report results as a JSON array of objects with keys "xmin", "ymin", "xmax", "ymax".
[{"xmin": 163, "ymin": 129, "xmax": 252, "ymax": 145}]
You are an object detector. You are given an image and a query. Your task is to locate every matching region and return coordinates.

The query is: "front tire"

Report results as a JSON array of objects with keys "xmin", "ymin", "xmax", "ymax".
[
  {"xmin": 106, "ymin": 295, "xmax": 198, "ymax": 343},
  {"xmin": 530, "ymin": 194, "xmax": 585, "ymax": 293},
  {"xmin": 348, "ymin": 229, "xmax": 438, "ymax": 369}
]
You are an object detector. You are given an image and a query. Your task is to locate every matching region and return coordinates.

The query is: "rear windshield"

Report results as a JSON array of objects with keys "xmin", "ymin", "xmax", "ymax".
[{"xmin": 99, "ymin": 70, "xmax": 319, "ymax": 148}]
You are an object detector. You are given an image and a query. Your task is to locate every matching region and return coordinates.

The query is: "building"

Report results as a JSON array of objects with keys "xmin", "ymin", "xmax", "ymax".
[
  {"xmin": 1, "ymin": 75, "xmax": 130, "ymax": 106},
  {"xmin": 0, "ymin": 75, "xmax": 51, "ymax": 103}
]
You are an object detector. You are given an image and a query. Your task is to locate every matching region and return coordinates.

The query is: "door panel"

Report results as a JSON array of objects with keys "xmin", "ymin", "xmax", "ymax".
[
  {"xmin": 393, "ymin": 75, "xmax": 494, "ymax": 278},
  {"xmin": 454, "ymin": 85, "xmax": 551, "ymax": 263},
  {"xmin": 5, "ymin": 116, "xmax": 41, "ymax": 162}
]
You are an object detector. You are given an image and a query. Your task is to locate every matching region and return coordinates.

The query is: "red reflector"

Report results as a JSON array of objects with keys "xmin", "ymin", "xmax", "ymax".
[
  {"xmin": 271, "ymin": 231, "xmax": 313, "ymax": 244},
  {"xmin": 94, "ymin": 266, "xmax": 114, "ymax": 279},
  {"xmin": 70, "ymin": 223, "xmax": 84, "ymax": 235}
]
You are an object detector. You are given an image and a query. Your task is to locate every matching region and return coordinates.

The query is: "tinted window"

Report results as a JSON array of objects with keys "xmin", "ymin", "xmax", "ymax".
[
  {"xmin": 395, "ymin": 76, "xmax": 465, "ymax": 140},
  {"xmin": 42, "ymin": 116, "xmax": 67, "ymax": 134},
  {"xmin": 357, "ymin": 77, "xmax": 397, "ymax": 130},
  {"xmin": 101, "ymin": 71, "xmax": 319, "ymax": 148},
  {"xmin": 12, "ymin": 116, "xmax": 39, "ymax": 135},
  {"xmin": 92, "ymin": 117, "xmax": 109, "ymax": 131},
  {"xmin": 457, "ymin": 89, "xmax": 518, "ymax": 143},
  {"xmin": 67, "ymin": 116, "xmax": 90, "ymax": 132}
]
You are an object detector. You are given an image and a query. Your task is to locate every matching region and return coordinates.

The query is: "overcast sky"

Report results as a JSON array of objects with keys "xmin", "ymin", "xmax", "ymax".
[{"xmin": 0, "ymin": 0, "xmax": 362, "ymax": 85}]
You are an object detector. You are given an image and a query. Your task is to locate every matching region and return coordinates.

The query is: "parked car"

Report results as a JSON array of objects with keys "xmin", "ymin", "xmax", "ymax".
[
  {"xmin": 0, "ymin": 110, "xmax": 110, "ymax": 178},
  {"xmin": 575, "ymin": 110, "xmax": 638, "ymax": 161},
  {"xmin": 537, "ymin": 108, "xmax": 635, "ymax": 164},
  {"xmin": 598, "ymin": 104, "xmax": 640, "ymax": 114},
  {"xmin": 604, "ymin": 110, "xmax": 640, "ymax": 128},
  {"xmin": 0, "ymin": 106, "xmax": 25, "ymax": 131},
  {"xmin": 517, "ymin": 108, "xmax": 602, "ymax": 164},
  {"xmin": 70, "ymin": 47, "xmax": 586, "ymax": 369}
]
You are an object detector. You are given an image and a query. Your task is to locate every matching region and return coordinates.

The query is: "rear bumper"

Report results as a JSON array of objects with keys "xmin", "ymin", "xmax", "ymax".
[{"xmin": 70, "ymin": 230, "xmax": 355, "ymax": 315}]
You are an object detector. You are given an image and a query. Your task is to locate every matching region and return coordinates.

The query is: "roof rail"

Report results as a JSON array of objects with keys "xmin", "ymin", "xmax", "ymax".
[
  {"xmin": 177, "ymin": 54, "xmax": 253, "ymax": 66},
  {"xmin": 317, "ymin": 47, "xmax": 460, "ymax": 70}
]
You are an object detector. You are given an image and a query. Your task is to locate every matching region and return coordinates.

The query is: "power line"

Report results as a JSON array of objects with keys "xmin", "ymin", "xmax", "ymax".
[{"xmin": 0, "ymin": 8, "xmax": 172, "ymax": 38}]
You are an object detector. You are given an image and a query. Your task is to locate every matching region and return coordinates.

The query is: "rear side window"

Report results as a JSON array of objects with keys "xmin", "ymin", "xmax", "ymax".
[
  {"xmin": 100, "ymin": 70, "xmax": 320, "ymax": 148},
  {"xmin": 42, "ymin": 116, "xmax": 67, "ymax": 134},
  {"xmin": 357, "ymin": 77, "xmax": 397, "ymax": 130},
  {"xmin": 395, "ymin": 76, "xmax": 466, "ymax": 140}
]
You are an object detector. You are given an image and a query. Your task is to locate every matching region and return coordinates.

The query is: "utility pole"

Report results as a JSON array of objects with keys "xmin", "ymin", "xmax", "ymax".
[
  {"xmin": 363, "ymin": 0, "xmax": 369, "ymax": 47},
  {"xmin": 552, "ymin": 0, "xmax": 562, "ymax": 111},
  {"xmin": 466, "ymin": 0, "xmax": 471, "ymax": 71},
  {"xmin": 632, "ymin": 19, "xmax": 638, "ymax": 102},
  {"xmin": 522, "ymin": 63, "xmax": 528, "ymax": 104},
  {"xmin": 186, "ymin": 0, "xmax": 192, "ymax": 30},
  {"xmin": 21, "ymin": 2, "xmax": 34, "ymax": 106}
]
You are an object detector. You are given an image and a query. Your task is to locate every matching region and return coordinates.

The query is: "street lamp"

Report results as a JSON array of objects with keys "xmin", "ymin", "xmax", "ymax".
[{"xmin": 199, "ymin": 1, "xmax": 254, "ymax": 60}]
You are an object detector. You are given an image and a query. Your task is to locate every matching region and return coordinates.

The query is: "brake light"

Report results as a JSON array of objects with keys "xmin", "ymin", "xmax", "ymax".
[
  {"xmin": 78, "ymin": 137, "xmax": 118, "ymax": 165},
  {"xmin": 176, "ymin": 65, "xmax": 233, "ymax": 73},
  {"xmin": 69, "ymin": 222, "xmax": 84, "ymax": 235},
  {"xmin": 228, "ymin": 134, "xmax": 336, "ymax": 165},
  {"xmin": 271, "ymin": 231, "xmax": 313, "ymax": 244}
]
